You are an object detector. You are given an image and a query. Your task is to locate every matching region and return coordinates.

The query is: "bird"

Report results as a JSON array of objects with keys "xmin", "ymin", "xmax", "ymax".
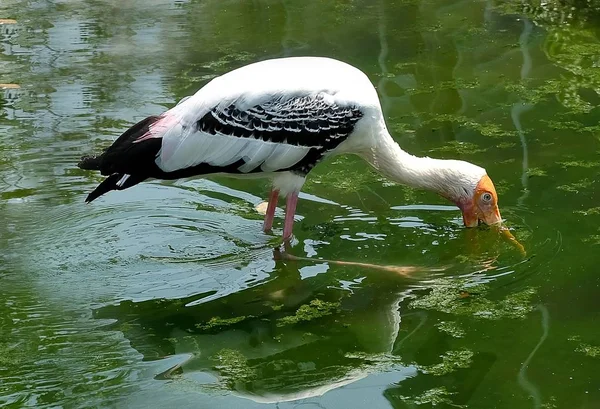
[{"xmin": 78, "ymin": 56, "xmax": 502, "ymax": 241}]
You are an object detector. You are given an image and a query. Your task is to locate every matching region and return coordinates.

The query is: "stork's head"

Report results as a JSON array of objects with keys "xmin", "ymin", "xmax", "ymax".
[
  {"xmin": 455, "ymin": 174, "xmax": 502, "ymax": 227},
  {"xmin": 436, "ymin": 161, "xmax": 502, "ymax": 227}
]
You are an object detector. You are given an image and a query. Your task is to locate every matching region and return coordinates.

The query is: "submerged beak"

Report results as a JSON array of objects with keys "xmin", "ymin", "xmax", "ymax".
[
  {"xmin": 481, "ymin": 205, "xmax": 502, "ymax": 225},
  {"xmin": 459, "ymin": 175, "xmax": 502, "ymax": 227},
  {"xmin": 457, "ymin": 175, "xmax": 525, "ymax": 255}
]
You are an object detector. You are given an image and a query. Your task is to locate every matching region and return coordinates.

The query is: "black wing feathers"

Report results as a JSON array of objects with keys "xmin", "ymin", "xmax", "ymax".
[
  {"xmin": 79, "ymin": 93, "xmax": 364, "ymax": 202},
  {"xmin": 197, "ymin": 94, "xmax": 363, "ymax": 148}
]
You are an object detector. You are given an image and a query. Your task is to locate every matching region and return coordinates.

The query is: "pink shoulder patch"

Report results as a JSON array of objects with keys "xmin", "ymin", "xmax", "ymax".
[{"xmin": 134, "ymin": 114, "xmax": 179, "ymax": 143}]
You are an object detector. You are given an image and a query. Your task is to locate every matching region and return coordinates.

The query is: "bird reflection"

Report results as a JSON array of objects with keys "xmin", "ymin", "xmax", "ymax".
[
  {"xmin": 93, "ymin": 224, "xmax": 522, "ymax": 405},
  {"xmin": 94, "ymin": 245, "xmax": 433, "ymax": 402}
]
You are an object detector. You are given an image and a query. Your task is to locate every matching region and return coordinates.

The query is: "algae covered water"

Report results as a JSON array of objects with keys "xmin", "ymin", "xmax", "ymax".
[{"xmin": 1, "ymin": 1, "xmax": 599, "ymax": 408}]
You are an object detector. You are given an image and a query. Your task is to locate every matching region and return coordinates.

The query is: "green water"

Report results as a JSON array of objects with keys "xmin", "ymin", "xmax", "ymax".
[{"xmin": 1, "ymin": 0, "xmax": 599, "ymax": 408}]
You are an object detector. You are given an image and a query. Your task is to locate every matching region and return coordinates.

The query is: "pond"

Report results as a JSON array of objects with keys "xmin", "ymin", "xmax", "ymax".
[{"xmin": 1, "ymin": 1, "xmax": 599, "ymax": 408}]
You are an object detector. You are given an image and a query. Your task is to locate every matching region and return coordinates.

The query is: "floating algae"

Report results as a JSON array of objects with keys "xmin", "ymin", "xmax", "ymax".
[
  {"xmin": 574, "ymin": 207, "xmax": 600, "ymax": 216},
  {"xmin": 409, "ymin": 278, "xmax": 537, "ymax": 320},
  {"xmin": 211, "ymin": 349, "xmax": 257, "ymax": 384},
  {"xmin": 196, "ymin": 315, "xmax": 251, "ymax": 330},
  {"xmin": 527, "ymin": 167, "xmax": 547, "ymax": 177},
  {"xmin": 277, "ymin": 299, "xmax": 340, "ymax": 327},
  {"xmin": 556, "ymin": 179, "xmax": 594, "ymax": 193},
  {"xmin": 399, "ymin": 386, "xmax": 461, "ymax": 407},
  {"xmin": 435, "ymin": 321, "xmax": 465, "ymax": 338},
  {"xmin": 419, "ymin": 349, "xmax": 474, "ymax": 376},
  {"xmin": 568, "ymin": 336, "xmax": 600, "ymax": 358},
  {"xmin": 429, "ymin": 141, "xmax": 486, "ymax": 155},
  {"xmin": 558, "ymin": 160, "xmax": 600, "ymax": 169},
  {"xmin": 575, "ymin": 343, "xmax": 600, "ymax": 358}
]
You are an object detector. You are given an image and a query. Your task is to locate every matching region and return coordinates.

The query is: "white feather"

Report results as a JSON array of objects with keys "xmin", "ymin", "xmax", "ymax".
[
  {"xmin": 204, "ymin": 134, "xmax": 245, "ymax": 165},
  {"xmin": 237, "ymin": 141, "xmax": 277, "ymax": 172},
  {"xmin": 191, "ymin": 133, "xmax": 222, "ymax": 164},
  {"xmin": 209, "ymin": 143, "xmax": 248, "ymax": 166},
  {"xmin": 116, "ymin": 174, "xmax": 130, "ymax": 187},
  {"xmin": 272, "ymin": 172, "xmax": 307, "ymax": 196},
  {"xmin": 176, "ymin": 95, "xmax": 191, "ymax": 106},
  {"xmin": 156, "ymin": 121, "xmax": 190, "ymax": 170},
  {"xmin": 261, "ymin": 144, "xmax": 310, "ymax": 172}
]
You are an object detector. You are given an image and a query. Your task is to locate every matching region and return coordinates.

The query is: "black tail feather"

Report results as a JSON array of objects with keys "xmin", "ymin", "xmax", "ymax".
[
  {"xmin": 78, "ymin": 155, "xmax": 102, "ymax": 170},
  {"xmin": 78, "ymin": 115, "xmax": 162, "ymax": 176},
  {"xmin": 85, "ymin": 173, "xmax": 147, "ymax": 203},
  {"xmin": 85, "ymin": 174, "xmax": 121, "ymax": 203},
  {"xmin": 79, "ymin": 115, "xmax": 163, "ymax": 202}
]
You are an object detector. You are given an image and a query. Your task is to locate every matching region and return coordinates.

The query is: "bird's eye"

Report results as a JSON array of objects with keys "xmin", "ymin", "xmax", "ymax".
[{"xmin": 482, "ymin": 192, "xmax": 493, "ymax": 202}]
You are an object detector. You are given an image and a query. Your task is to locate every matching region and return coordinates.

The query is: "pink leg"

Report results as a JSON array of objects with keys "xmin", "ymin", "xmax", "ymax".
[
  {"xmin": 263, "ymin": 189, "xmax": 279, "ymax": 232},
  {"xmin": 283, "ymin": 192, "xmax": 299, "ymax": 241}
]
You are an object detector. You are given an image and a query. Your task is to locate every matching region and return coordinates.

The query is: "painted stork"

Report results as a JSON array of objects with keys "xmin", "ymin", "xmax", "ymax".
[{"xmin": 78, "ymin": 56, "xmax": 502, "ymax": 240}]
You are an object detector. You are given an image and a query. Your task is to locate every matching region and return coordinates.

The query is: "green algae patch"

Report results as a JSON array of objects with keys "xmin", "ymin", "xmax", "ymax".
[
  {"xmin": 496, "ymin": 141, "xmax": 517, "ymax": 149},
  {"xmin": 424, "ymin": 114, "xmax": 517, "ymax": 139},
  {"xmin": 574, "ymin": 207, "xmax": 600, "ymax": 216},
  {"xmin": 345, "ymin": 352, "xmax": 406, "ymax": 373},
  {"xmin": 576, "ymin": 343, "xmax": 600, "ymax": 358},
  {"xmin": 304, "ymin": 158, "xmax": 379, "ymax": 192},
  {"xmin": 569, "ymin": 337, "xmax": 600, "ymax": 358},
  {"xmin": 420, "ymin": 349, "xmax": 474, "ymax": 376},
  {"xmin": 409, "ymin": 279, "xmax": 537, "ymax": 320},
  {"xmin": 277, "ymin": 299, "xmax": 340, "ymax": 327},
  {"xmin": 497, "ymin": 2, "xmax": 600, "ymax": 114},
  {"xmin": 430, "ymin": 141, "xmax": 485, "ymax": 155},
  {"xmin": 454, "ymin": 255, "xmax": 471, "ymax": 264},
  {"xmin": 0, "ymin": 342, "xmax": 21, "ymax": 366},
  {"xmin": 409, "ymin": 279, "xmax": 490, "ymax": 316},
  {"xmin": 193, "ymin": 197, "xmax": 264, "ymax": 221},
  {"xmin": 583, "ymin": 233, "xmax": 600, "ymax": 245},
  {"xmin": 435, "ymin": 321, "xmax": 465, "ymax": 338},
  {"xmin": 527, "ymin": 168, "xmax": 547, "ymax": 177},
  {"xmin": 404, "ymin": 79, "xmax": 480, "ymax": 96},
  {"xmin": 556, "ymin": 179, "xmax": 593, "ymax": 193},
  {"xmin": 390, "ymin": 122, "xmax": 416, "ymax": 135},
  {"xmin": 196, "ymin": 315, "xmax": 250, "ymax": 330},
  {"xmin": 493, "ymin": 288, "xmax": 538, "ymax": 319},
  {"xmin": 558, "ymin": 160, "xmax": 600, "ymax": 169},
  {"xmin": 494, "ymin": 180, "xmax": 511, "ymax": 195},
  {"xmin": 399, "ymin": 386, "xmax": 461, "ymax": 407},
  {"xmin": 345, "ymin": 351, "xmax": 404, "ymax": 364},
  {"xmin": 0, "ymin": 341, "xmax": 30, "ymax": 367},
  {"xmin": 211, "ymin": 349, "xmax": 256, "ymax": 383},
  {"xmin": 544, "ymin": 120, "xmax": 600, "ymax": 135}
]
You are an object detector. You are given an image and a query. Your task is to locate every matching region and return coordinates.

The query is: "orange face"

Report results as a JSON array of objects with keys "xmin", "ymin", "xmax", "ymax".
[{"xmin": 459, "ymin": 175, "xmax": 502, "ymax": 227}]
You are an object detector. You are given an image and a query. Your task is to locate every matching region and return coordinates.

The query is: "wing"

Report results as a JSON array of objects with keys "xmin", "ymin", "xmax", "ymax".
[{"xmin": 156, "ymin": 93, "xmax": 363, "ymax": 175}]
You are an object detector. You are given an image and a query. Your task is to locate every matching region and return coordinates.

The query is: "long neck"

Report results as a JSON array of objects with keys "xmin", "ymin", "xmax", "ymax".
[{"xmin": 361, "ymin": 129, "xmax": 459, "ymax": 197}]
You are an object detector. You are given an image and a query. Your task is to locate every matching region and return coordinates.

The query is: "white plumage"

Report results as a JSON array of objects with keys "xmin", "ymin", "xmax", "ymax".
[{"xmin": 154, "ymin": 57, "xmax": 379, "ymax": 175}]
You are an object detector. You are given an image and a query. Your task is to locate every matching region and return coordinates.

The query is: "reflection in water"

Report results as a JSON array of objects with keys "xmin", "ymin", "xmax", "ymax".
[
  {"xmin": 512, "ymin": 16, "xmax": 534, "ymax": 206},
  {"xmin": 517, "ymin": 304, "xmax": 550, "ymax": 409},
  {"xmin": 93, "ymin": 236, "xmax": 534, "ymax": 404},
  {"xmin": 94, "ymin": 251, "xmax": 419, "ymax": 403}
]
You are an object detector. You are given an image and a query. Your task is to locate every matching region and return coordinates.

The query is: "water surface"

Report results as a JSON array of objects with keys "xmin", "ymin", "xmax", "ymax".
[{"xmin": 1, "ymin": 1, "xmax": 599, "ymax": 408}]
